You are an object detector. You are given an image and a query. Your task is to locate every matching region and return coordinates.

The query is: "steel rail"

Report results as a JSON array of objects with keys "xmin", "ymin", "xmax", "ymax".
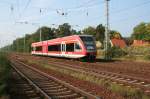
[
  {"xmin": 11, "ymin": 59, "xmax": 100, "ymax": 99},
  {"xmin": 11, "ymin": 63, "xmax": 51, "ymax": 99},
  {"xmin": 31, "ymin": 60, "xmax": 150, "ymax": 94}
]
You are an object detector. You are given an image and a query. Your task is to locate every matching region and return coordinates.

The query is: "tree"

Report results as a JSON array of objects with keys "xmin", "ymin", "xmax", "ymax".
[
  {"xmin": 96, "ymin": 24, "xmax": 105, "ymax": 42},
  {"xmin": 41, "ymin": 26, "xmax": 55, "ymax": 40},
  {"xmin": 110, "ymin": 30, "xmax": 122, "ymax": 39},
  {"xmin": 82, "ymin": 26, "xmax": 96, "ymax": 36},
  {"xmin": 131, "ymin": 22, "xmax": 150, "ymax": 40},
  {"xmin": 124, "ymin": 37, "xmax": 133, "ymax": 46},
  {"xmin": 71, "ymin": 29, "xmax": 78, "ymax": 35},
  {"xmin": 57, "ymin": 23, "xmax": 72, "ymax": 37},
  {"xmin": 145, "ymin": 23, "xmax": 150, "ymax": 41}
]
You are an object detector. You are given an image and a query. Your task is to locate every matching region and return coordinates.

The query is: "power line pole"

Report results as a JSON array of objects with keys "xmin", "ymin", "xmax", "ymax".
[
  {"xmin": 39, "ymin": 8, "xmax": 42, "ymax": 42},
  {"xmin": 40, "ymin": 25, "xmax": 42, "ymax": 41},
  {"xmin": 24, "ymin": 34, "xmax": 26, "ymax": 53},
  {"xmin": 104, "ymin": 0, "xmax": 110, "ymax": 60}
]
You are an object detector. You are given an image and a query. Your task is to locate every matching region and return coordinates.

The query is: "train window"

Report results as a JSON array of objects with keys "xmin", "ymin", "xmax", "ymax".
[
  {"xmin": 80, "ymin": 36, "xmax": 96, "ymax": 51},
  {"xmin": 48, "ymin": 44, "xmax": 61, "ymax": 51},
  {"xmin": 66, "ymin": 43, "xmax": 74, "ymax": 52},
  {"xmin": 80, "ymin": 36, "xmax": 94, "ymax": 42},
  {"xmin": 35, "ymin": 46, "xmax": 42, "ymax": 51},
  {"xmin": 75, "ymin": 43, "xmax": 81, "ymax": 49},
  {"xmin": 75, "ymin": 43, "xmax": 81, "ymax": 52}
]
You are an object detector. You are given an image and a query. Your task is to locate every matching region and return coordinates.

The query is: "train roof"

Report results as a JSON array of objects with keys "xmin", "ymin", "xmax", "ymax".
[
  {"xmin": 31, "ymin": 35, "xmax": 94, "ymax": 46},
  {"xmin": 78, "ymin": 35, "xmax": 93, "ymax": 37}
]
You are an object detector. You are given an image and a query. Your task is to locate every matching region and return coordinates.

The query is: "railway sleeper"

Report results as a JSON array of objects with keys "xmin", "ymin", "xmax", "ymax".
[
  {"xmin": 36, "ymin": 82, "xmax": 59, "ymax": 86},
  {"xmin": 23, "ymin": 87, "xmax": 35, "ymax": 92},
  {"xmin": 51, "ymin": 93, "xmax": 81, "ymax": 99},
  {"xmin": 30, "ymin": 97, "xmax": 41, "ymax": 99},
  {"xmin": 34, "ymin": 78, "xmax": 54, "ymax": 83},
  {"xmin": 43, "ymin": 87, "xmax": 68, "ymax": 92},
  {"xmin": 28, "ymin": 76, "xmax": 48, "ymax": 80},
  {"xmin": 39, "ymin": 85, "xmax": 63, "ymax": 90},
  {"xmin": 76, "ymin": 97, "xmax": 87, "ymax": 99},
  {"xmin": 143, "ymin": 84, "xmax": 150, "ymax": 87},
  {"xmin": 40, "ymin": 85, "xmax": 63, "ymax": 89},
  {"xmin": 25, "ymin": 90, "xmax": 39, "ymax": 96},
  {"xmin": 38, "ymin": 84, "xmax": 60, "ymax": 88},
  {"xmin": 47, "ymin": 90, "xmax": 72, "ymax": 95}
]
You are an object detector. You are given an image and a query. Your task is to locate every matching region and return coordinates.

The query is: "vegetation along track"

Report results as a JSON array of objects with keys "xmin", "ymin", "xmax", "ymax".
[
  {"xmin": 47, "ymin": 61, "xmax": 150, "ymax": 94},
  {"xmin": 10, "ymin": 59, "xmax": 100, "ymax": 99},
  {"xmin": 23, "ymin": 57, "xmax": 150, "ymax": 95}
]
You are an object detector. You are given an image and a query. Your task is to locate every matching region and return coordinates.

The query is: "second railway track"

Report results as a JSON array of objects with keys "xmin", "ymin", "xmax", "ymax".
[
  {"xmin": 10, "ymin": 59, "xmax": 100, "ymax": 99},
  {"xmin": 46, "ymin": 61, "xmax": 150, "ymax": 94},
  {"xmin": 16, "ymin": 56, "xmax": 150, "ymax": 95}
]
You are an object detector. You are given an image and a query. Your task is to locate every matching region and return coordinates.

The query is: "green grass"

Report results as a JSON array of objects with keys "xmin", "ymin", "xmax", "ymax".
[
  {"xmin": 27, "ymin": 59, "xmax": 150, "ymax": 99},
  {"xmin": 120, "ymin": 46, "xmax": 150, "ymax": 62},
  {"xmin": 0, "ymin": 52, "xmax": 11, "ymax": 97},
  {"xmin": 109, "ymin": 83, "xmax": 143, "ymax": 99}
]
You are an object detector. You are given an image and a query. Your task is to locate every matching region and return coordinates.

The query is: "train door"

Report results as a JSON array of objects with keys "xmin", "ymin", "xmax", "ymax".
[
  {"xmin": 61, "ymin": 42, "xmax": 66, "ymax": 57},
  {"xmin": 42, "ymin": 41, "xmax": 48, "ymax": 56}
]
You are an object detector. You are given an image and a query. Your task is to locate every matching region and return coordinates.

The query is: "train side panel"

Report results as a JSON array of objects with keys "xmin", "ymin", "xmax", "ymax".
[{"xmin": 31, "ymin": 35, "xmax": 96, "ymax": 60}]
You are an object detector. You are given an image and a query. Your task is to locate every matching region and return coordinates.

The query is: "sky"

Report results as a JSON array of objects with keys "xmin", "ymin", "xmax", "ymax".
[{"xmin": 0, "ymin": 0, "xmax": 150, "ymax": 48}]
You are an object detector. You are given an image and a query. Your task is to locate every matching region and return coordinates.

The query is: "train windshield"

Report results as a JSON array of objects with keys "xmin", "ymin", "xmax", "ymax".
[{"xmin": 80, "ymin": 36, "xmax": 96, "ymax": 51}]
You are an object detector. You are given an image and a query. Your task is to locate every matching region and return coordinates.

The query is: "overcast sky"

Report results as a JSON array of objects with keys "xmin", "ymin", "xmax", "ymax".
[{"xmin": 0, "ymin": 0, "xmax": 150, "ymax": 48}]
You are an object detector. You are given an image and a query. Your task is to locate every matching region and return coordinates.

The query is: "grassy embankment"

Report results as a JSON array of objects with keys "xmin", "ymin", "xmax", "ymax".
[
  {"xmin": 0, "ymin": 52, "xmax": 11, "ymax": 98},
  {"xmin": 97, "ymin": 46, "xmax": 150, "ymax": 62},
  {"xmin": 27, "ymin": 59, "xmax": 150, "ymax": 99},
  {"xmin": 122, "ymin": 46, "xmax": 150, "ymax": 62}
]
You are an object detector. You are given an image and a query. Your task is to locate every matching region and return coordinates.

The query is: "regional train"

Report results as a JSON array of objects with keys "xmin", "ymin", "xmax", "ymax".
[{"xmin": 31, "ymin": 35, "xmax": 97, "ymax": 61}]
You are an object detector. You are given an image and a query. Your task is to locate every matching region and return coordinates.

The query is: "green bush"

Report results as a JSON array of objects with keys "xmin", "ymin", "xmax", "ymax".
[
  {"xmin": 0, "ymin": 52, "xmax": 11, "ymax": 96},
  {"xmin": 144, "ymin": 55, "xmax": 150, "ymax": 60},
  {"xmin": 108, "ymin": 46, "xmax": 127, "ymax": 58},
  {"xmin": 126, "ymin": 46, "xmax": 150, "ymax": 56}
]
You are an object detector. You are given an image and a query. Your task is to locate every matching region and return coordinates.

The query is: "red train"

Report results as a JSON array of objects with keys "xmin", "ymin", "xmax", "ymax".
[{"xmin": 31, "ymin": 35, "xmax": 97, "ymax": 61}]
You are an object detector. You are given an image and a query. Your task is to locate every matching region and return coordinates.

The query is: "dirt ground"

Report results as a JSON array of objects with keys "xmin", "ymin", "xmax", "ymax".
[
  {"xmin": 10, "ymin": 53, "xmax": 150, "ymax": 99},
  {"xmin": 11, "ymin": 54, "xmax": 125, "ymax": 99},
  {"xmin": 25, "ymin": 54, "xmax": 150, "ymax": 80}
]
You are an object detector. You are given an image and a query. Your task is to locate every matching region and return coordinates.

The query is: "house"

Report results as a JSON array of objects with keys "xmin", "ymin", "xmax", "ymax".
[
  {"xmin": 110, "ymin": 38, "xmax": 127, "ymax": 48},
  {"xmin": 132, "ymin": 40, "xmax": 150, "ymax": 46}
]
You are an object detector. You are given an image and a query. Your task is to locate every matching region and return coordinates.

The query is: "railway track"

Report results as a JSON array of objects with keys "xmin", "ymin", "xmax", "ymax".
[
  {"xmin": 9, "ymin": 70, "xmax": 41, "ymax": 99},
  {"xmin": 10, "ymin": 59, "xmax": 100, "ymax": 99},
  {"xmin": 48, "ymin": 61, "xmax": 150, "ymax": 94},
  {"xmin": 25, "ymin": 58, "xmax": 150, "ymax": 95}
]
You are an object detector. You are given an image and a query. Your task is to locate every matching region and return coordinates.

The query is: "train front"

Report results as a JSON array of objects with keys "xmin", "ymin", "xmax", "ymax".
[{"xmin": 80, "ymin": 35, "xmax": 97, "ymax": 61}]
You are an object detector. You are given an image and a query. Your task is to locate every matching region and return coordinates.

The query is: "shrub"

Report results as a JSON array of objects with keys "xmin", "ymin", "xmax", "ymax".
[
  {"xmin": 144, "ymin": 55, "xmax": 150, "ymax": 60},
  {"xmin": 108, "ymin": 46, "xmax": 127, "ymax": 58},
  {"xmin": 0, "ymin": 52, "xmax": 11, "ymax": 96}
]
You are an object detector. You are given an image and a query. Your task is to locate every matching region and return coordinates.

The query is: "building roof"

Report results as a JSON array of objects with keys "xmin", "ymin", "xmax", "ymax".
[
  {"xmin": 132, "ymin": 40, "xmax": 150, "ymax": 46},
  {"xmin": 111, "ymin": 38, "xmax": 127, "ymax": 48}
]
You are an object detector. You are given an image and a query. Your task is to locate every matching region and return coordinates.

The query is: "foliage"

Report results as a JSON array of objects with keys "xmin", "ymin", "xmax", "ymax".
[
  {"xmin": 132, "ymin": 22, "xmax": 150, "ymax": 41},
  {"xmin": 110, "ymin": 30, "xmax": 122, "ymax": 39},
  {"xmin": 123, "ymin": 37, "xmax": 133, "ymax": 46},
  {"xmin": 82, "ymin": 24, "xmax": 106, "ymax": 43},
  {"xmin": 108, "ymin": 46, "xmax": 127, "ymax": 58},
  {"xmin": 144, "ymin": 55, "xmax": 150, "ymax": 60},
  {"xmin": 121, "ymin": 46, "xmax": 150, "ymax": 61},
  {"xmin": 82, "ymin": 26, "xmax": 96, "ymax": 35},
  {"xmin": 96, "ymin": 24, "xmax": 105, "ymax": 42},
  {"xmin": 56, "ymin": 23, "xmax": 72, "ymax": 37},
  {"xmin": 0, "ymin": 52, "xmax": 11, "ymax": 96},
  {"xmin": 0, "ymin": 23, "xmax": 123, "ymax": 53},
  {"xmin": 125, "ymin": 46, "xmax": 150, "ymax": 56},
  {"xmin": 40, "ymin": 26, "xmax": 55, "ymax": 40}
]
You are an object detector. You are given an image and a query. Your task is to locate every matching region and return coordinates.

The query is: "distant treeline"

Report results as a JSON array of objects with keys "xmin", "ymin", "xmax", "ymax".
[{"xmin": 1, "ymin": 22, "xmax": 150, "ymax": 53}]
